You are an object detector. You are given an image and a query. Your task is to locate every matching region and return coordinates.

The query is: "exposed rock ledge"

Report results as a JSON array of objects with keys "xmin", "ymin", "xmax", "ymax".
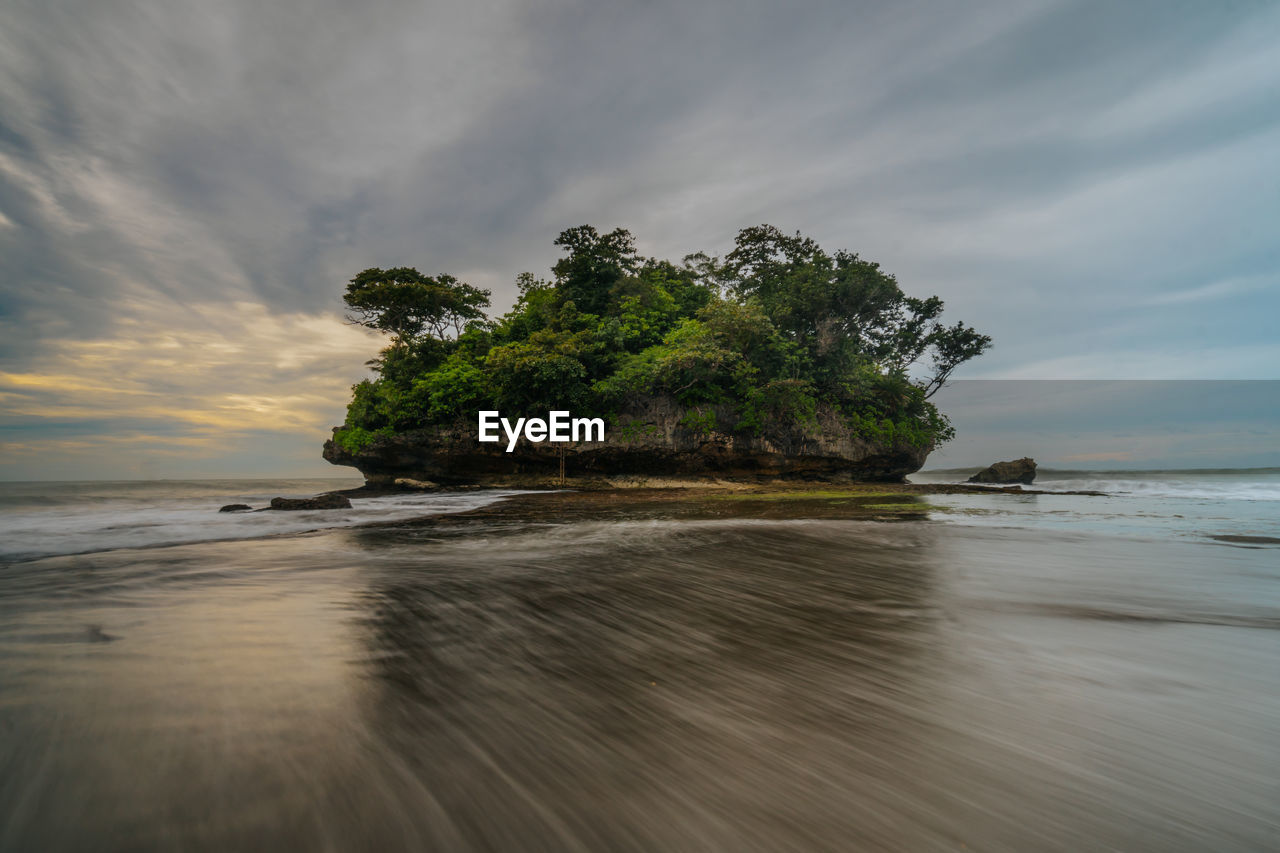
[
  {"xmin": 269, "ymin": 494, "xmax": 352, "ymax": 510},
  {"xmin": 967, "ymin": 457, "xmax": 1036, "ymax": 485},
  {"xmin": 323, "ymin": 398, "xmax": 932, "ymax": 487}
]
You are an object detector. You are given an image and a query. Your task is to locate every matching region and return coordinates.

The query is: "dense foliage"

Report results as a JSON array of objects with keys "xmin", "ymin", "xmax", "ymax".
[{"xmin": 334, "ymin": 225, "xmax": 990, "ymax": 453}]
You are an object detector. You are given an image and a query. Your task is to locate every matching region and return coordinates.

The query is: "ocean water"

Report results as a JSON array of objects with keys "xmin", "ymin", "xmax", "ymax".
[
  {"xmin": 912, "ymin": 467, "xmax": 1280, "ymax": 542},
  {"xmin": 3, "ymin": 470, "xmax": 1274, "ymax": 563},
  {"xmin": 915, "ymin": 465, "xmax": 1280, "ymax": 500},
  {"xmin": 1, "ymin": 473, "xmax": 1278, "ymax": 851},
  {"xmin": 0, "ymin": 478, "xmax": 529, "ymax": 562}
]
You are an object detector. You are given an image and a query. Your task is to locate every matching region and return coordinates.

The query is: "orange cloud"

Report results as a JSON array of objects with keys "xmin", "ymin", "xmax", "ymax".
[{"xmin": 0, "ymin": 299, "xmax": 384, "ymax": 453}]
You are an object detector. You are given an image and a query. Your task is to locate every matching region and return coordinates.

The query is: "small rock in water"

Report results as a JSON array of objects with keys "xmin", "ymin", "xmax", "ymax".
[
  {"xmin": 968, "ymin": 457, "xmax": 1037, "ymax": 485},
  {"xmin": 394, "ymin": 478, "xmax": 439, "ymax": 490},
  {"xmin": 218, "ymin": 504, "xmax": 253, "ymax": 513},
  {"xmin": 268, "ymin": 494, "xmax": 352, "ymax": 511}
]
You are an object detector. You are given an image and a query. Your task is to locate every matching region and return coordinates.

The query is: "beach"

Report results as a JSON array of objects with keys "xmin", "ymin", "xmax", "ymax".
[{"xmin": 1, "ymin": 475, "xmax": 1278, "ymax": 850}]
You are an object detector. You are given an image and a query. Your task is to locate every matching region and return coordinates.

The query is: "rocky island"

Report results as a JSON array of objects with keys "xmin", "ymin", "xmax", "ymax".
[
  {"xmin": 324, "ymin": 225, "xmax": 991, "ymax": 487},
  {"xmin": 324, "ymin": 397, "xmax": 933, "ymax": 486}
]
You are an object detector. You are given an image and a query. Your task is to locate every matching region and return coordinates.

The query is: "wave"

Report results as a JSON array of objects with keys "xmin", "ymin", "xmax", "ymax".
[
  {"xmin": 0, "ymin": 477, "xmax": 364, "ymax": 510},
  {"xmin": 914, "ymin": 467, "xmax": 1280, "ymax": 501},
  {"xmin": 0, "ymin": 487, "xmax": 529, "ymax": 563},
  {"xmin": 999, "ymin": 602, "xmax": 1280, "ymax": 631}
]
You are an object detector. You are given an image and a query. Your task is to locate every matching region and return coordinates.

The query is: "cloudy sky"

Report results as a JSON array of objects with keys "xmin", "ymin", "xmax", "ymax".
[
  {"xmin": 929, "ymin": 381, "xmax": 1279, "ymax": 470},
  {"xmin": 2, "ymin": 0, "xmax": 1278, "ymax": 479}
]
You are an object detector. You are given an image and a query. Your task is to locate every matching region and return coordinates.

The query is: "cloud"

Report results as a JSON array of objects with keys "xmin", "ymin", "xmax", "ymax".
[
  {"xmin": 0, "ymin": 296, "xmax": 382, "ymax": 478},
  {"xmin": 977, "ymin": 343, "xmax": 1280, "ymax": 380},
  {"xmin": 926, "ymin": 380, "xmax": 1280, "ymax": 469},
  {"xmin": 2, "ymin": 0, "xmax": 1280, "ymax": 475},
  {"xmin": 1145, "ymin": 274, "xmax": 1274, "ymax": 306}
]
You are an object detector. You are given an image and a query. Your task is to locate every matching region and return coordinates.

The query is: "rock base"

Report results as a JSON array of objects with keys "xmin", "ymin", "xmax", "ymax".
[
  {"xmin": 324, "ymin": 399, "xmax": 933, "ymax": 487},
  {"xmin": 968, "ymin": 458, "xmax": 1036, "ymax": 485},
  {"xmin": 268, "ymin": 494, "xmax": 353, "ymax": 511}
]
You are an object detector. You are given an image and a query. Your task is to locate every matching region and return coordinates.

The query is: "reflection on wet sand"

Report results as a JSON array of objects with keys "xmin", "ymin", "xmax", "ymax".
[
  {"xmin": 355, "ymin": 520, "xmax": 942, "ymax": 851},
  {"xmin": 1, "ymin": 499, "xmax": 1277, "ymax": 850}
]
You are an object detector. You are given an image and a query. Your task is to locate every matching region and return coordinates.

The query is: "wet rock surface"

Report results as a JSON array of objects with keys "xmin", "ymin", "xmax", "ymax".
[
  {"xmin": 968, "ymin": 457, "xmax": 1037, "ymax": 484},
  {"xmin": 393, "ymin": 478, "xmax": 439, "ymax": 490},
  {"xmin": 268, "ymin": 494, "xmax": 353, "ymax": 511}
]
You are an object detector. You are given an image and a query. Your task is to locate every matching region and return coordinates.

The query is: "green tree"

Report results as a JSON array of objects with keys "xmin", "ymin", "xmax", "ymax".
[
  {"xmin": 412, "ymin": 351, "xmax": 491, "ymax": 422},
  {"xmin": 344, "ymin": 267, "xmax": 490, "ymax": 342},
  {"xmin": 336, "ymin": 224, "xmax": 990, "ymax": 450},
  {"xmin": 551, "ymin": 226, "xmax": 639, "ymax": 316},
  {"xmin": 722, "ymin": 225, "xmax": 990, "ymax": 397}
]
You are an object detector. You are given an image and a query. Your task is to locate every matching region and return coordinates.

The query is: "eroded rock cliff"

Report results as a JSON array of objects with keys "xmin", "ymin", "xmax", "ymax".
[{"xmin": 323, "ymin": 398, "xmax": 932, "ymax": 486}]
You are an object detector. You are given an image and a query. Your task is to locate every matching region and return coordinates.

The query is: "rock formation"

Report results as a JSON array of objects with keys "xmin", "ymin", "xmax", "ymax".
[
  {"xmin": 967, "ymin": 457, "xmax": 1036, "ymax": 485},
  {"xmin": 324, "ymin": 397, "xmax": 931, "ymax": 487},
  {"xmin": 394, "ymin": 478, "xmax": 439, "ymax": 490},
  {"xmin": 268, "ymin": 494, "xmax": 353, "ymax": 510}
]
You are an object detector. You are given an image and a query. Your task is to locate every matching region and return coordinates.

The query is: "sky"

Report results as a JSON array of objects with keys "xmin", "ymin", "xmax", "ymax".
[
  {"xmin": 1, "ymin": 0, "xmax": 1278, "ymax": 479},
  {"xmin": 927, "ymin": 381, "xmax": 1280, "ymax": 470}
]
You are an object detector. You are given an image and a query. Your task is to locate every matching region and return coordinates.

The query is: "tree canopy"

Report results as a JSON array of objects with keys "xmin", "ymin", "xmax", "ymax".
[
  {"xmin": 334, "ymin": 225, "xmax": 991, "ymax": 453},
  {"xmin": 344, "ymin": 267, "xmax": 490, "ymax": 341}
]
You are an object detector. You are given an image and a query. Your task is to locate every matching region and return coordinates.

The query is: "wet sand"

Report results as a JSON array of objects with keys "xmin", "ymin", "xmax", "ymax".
[{"xmin": 1, "ymin": 493, "xmax": 1277, "ymax": 850}]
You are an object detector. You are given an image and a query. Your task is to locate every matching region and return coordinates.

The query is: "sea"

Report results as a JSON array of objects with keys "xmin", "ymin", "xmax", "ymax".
[
  {"xmin": 914, "ymin": 466, "xmax": 1280, "ymax": 542},
  {"xmin": 1, "ymin": 470, "xmax": 1277, "ymax": 851}
]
